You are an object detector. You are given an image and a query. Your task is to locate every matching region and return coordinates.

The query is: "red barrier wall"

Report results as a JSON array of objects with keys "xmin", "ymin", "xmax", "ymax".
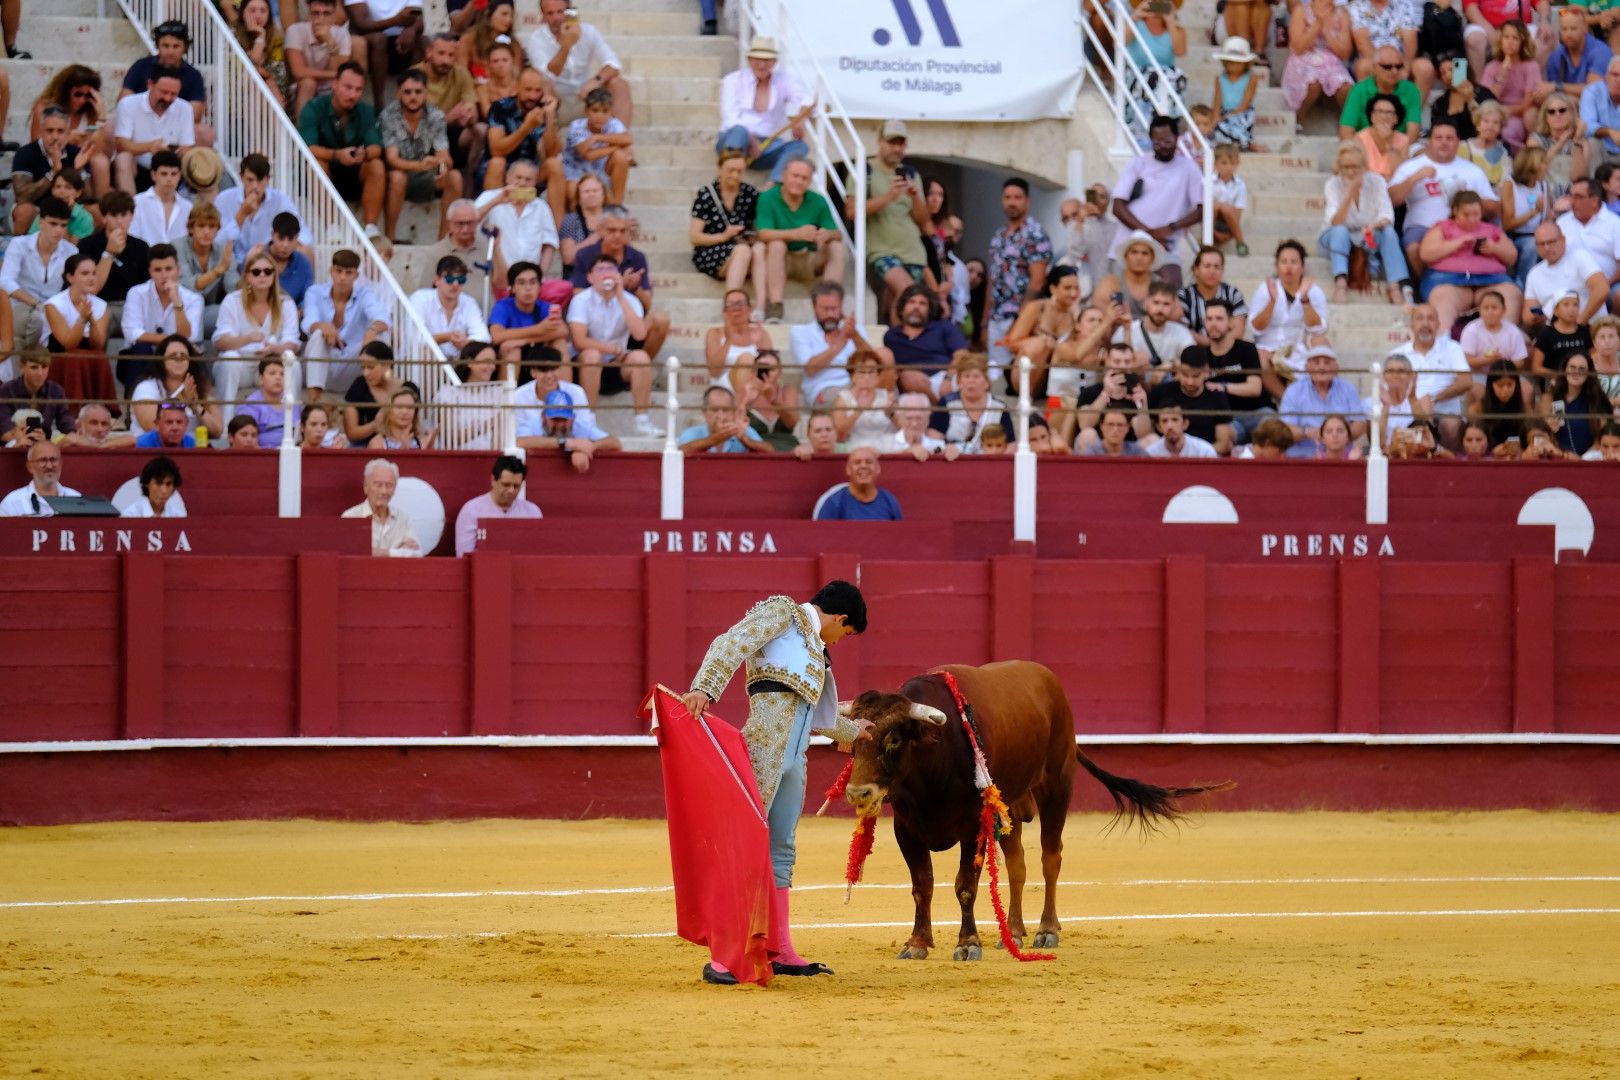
[
  {"xmin": 6, "ymin": 452, "xmax": 1614, "ymax": 553},
  {"xmin": 5, "ymin": 551, "xmax": 1617, "ymax": 744}
]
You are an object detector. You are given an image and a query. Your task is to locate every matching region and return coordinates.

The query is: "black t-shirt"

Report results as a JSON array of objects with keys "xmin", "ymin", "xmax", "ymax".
[
  {"xmin": 1150, "ymin": 380, "xmax": 1231, "ymax": 443},
  {"xmin": 1418, "ymin": 2, "xmax": 1466, "ymax": 60},
  {"xmin": 1077, "ymin": 374, "xmax": 1144, "ymax": 440},
  {"xmin": 121, "ymin": 56, "xmax": 208, "ymax": 101},
  {"xmin": 76, "ymin": 231, "xmax": 152, "ymax": 304},
  {"xmin": 1188, "ymin": 339, "xmax": 1268, "ymax": 411},
  {"xmin": 1533, "ymin": 322, "xmax": 1591, "ymax": 372},
  {"xmin": 345, "ymin": 376, "xmax": 386, "ymax": 428},
  {"xmin": 11, "ymin": 140, "xmax": 81, "ymax": 182}
]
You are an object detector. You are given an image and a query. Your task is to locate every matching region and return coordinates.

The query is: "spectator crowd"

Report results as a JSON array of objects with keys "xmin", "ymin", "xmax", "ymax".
[{"xmin": 4, "ymin": 1, "xmax": 1618, "ymax": 538}]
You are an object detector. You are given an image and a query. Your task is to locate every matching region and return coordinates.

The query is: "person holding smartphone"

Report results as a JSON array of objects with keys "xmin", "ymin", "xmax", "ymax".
[
  {"xmin": 858, "ymin": 119, "xmax": 935, "ymax": 326},
  {"xmin": 1415, "ymin": 188, "xmax": 1520, "ymax": 334}
]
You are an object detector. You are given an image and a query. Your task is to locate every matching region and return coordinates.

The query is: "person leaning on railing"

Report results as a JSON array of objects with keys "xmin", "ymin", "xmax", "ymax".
[{"xmin": 512, "ymin": 344, "xmax": 621, "ymax": 472}]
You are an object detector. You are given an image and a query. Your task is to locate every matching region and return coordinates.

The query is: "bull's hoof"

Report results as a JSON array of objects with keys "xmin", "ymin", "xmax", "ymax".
[
  {"xmin": 1031, "ymin": 931, "xmax": 1060, "ymax": 949},
  {"xmin": 952, "ymin": 944, "xmax": 983, "ymax": 961},
  {"xmin": 993, "ymin": 936, "xmax": 1025, "ymax": 951},
  {"xmin": 896, "ymin": 945, "xmax": 929, "ymax": 960}
]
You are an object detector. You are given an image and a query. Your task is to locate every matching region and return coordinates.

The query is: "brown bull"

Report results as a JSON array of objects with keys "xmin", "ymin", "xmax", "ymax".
[{"xmin": 842, "ymin": 660, "xmax": 1232, "ymax": 960}]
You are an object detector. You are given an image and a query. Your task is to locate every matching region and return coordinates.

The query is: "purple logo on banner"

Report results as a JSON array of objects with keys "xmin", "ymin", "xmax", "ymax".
[{"xmin": 874, "ymin": 0, "xmax": 960, "ymax": 47}]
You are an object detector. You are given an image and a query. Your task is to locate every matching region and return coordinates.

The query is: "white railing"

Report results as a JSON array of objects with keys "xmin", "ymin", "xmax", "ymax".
[
  {"xmin": 738, "ymin": 0, "xmax": 868, "ymax": 327},
  {"xmin": 1078, "ymin": 0, "xmax": 1214, "ymax": 248},
  {"xmin": 112, "ymin": 0, "xmax": 510, "ymax": 447}
]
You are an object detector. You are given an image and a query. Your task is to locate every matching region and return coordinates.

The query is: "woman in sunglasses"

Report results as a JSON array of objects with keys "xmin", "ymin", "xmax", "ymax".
[
  {"xmin": 27, "ymin": 65, "xmax": 111, "ymax": 198},
  {"xmin": 212, "ymin": 250, "xmax": 300, "ymax": 420},
  {"xmin": 1529, "ymin": 92, "xmax": 1589, "ymax": 210}
]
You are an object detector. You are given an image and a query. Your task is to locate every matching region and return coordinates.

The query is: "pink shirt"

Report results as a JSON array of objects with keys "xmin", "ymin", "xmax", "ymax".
[
  {"xmin": 454, "ymin": 491, "xmax": 543, "ymax": 556},
  {"xmin": 1459, "ymin": 318, "xmax": 1530, "ymax": 366},
  {"xmin": 1428, "ymin": 218, "xmax": 1509, "ymax": 275},
  {"xmin": 1480, "ymin": 58, "xmax": 1539, "ymax": 109}
]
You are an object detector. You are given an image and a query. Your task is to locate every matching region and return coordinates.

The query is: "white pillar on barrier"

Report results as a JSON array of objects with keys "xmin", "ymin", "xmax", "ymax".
[
  {"xmin": 1365, "ymin": 362, "xmax": 1388, "ymax": 524},
  {"xmin": 278, "ymin": 352, "xmax": 302, "ymax": 518},
  {"xmin": 661, "ymin": 354, "xmax": 684, "ymax": 521},
  {"xmin": 1014, "ymin": 355, "xmax": 1037, "ymax": 543}
]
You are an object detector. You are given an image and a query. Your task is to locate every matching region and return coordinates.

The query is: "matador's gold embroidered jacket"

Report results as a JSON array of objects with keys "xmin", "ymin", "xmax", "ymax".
[{"xmin": 690, "ymin": 595, "xmax": 863, "ymax": 808}]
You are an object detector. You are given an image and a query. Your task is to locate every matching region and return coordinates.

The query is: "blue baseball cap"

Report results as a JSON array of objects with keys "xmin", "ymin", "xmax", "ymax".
[{"xmin": 543, "ymin": 389, "xmax": 575, "ymax": 420}]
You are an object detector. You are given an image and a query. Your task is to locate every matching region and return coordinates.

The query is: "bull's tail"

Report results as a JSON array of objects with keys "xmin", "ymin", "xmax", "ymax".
[{"xmin": 1075, "ymin": 748, "xmax": 1235, "ymax": 834}]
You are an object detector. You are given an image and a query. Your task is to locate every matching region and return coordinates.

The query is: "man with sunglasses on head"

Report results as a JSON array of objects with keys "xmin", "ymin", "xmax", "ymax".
[{"xmin": 1339, "ymin": 46, "xmax": 1423, "ymax": 141}]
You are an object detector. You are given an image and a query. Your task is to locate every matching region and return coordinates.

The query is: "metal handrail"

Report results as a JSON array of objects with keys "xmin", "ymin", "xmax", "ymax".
[
  {"xmin": 109, "ymin": 0, "xmax": 513, "ymax": 448},
  {"xmin": 1079, "ymin": 0, "xmax": 1214, "ymax": 248},
  {"xmin": 738, "ymin": 0, "xmax": 869, "ymax": 327}
]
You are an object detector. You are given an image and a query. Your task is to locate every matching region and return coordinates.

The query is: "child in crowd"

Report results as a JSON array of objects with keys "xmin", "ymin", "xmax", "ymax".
[
  {"xmin": 1180, "ymin": 104, "xmax": 1216, "ymax": 167},
  {"xmin": 1211, "ymin": 144, "xmax": 1250, "ymax": 257},
  {"xmin": 26, "ymin": 168, "xmax": 97, "ymax": 240},
  {"xmin": 563, "ymin": 86, "xmax": 633, "ymax": 207},
  {"xmin": 1501, "ymin": 146, "xmax": 1547, "ymax": 289},
  {"xmin": 977, "ymin": 422, "xmax": 1009, "ymax": 454},
  {"xmin": 1459, "ymin": 288, "xmax": 1528, "ymax": 403},
  {"xmin": 1212, "ymin": 36, "xmax": 1265, "ymax": 152}
]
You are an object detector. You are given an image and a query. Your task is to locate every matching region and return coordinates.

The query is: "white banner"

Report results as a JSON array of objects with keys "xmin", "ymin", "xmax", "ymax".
[{"xmin": 783, "ymin": 0, "xmax": 1085, "ymax": 121}]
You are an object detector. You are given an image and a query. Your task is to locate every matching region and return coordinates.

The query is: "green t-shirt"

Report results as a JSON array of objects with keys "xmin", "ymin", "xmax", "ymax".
[
  {"xmin": 755, "ymin": 186, "xmax": 839, "ymax": 252},
  {"xmin": 864, "ymin": 161, "xmax": 926, "ymax": 266},
  {"xmin": 29, "ymin": 204, "xmax": 95, "ymax": 241},
  {"xmin": 1340, "ymin": 77, "xmax": 1423, "ymax": 133},
  {"xmin": 297, "ymin": 93, "xmax": 383, "ymax": 151}
]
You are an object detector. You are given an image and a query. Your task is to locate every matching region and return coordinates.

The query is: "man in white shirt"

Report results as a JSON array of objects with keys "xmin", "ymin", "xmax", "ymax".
[
  {"xmin": 112, "ymin": 67, "xmax": 194, "ymax": 194},
  {"xmin": 880, "ymin": 391, "xmax": 953, "ymax": 460},
  {"xmin": 119, "ymin": 243, "xmax": 204, "ymax": 389},
  {"xmin": 1556, "ymin": 177, "xmax": 1620, "ymax": 310},
  {"xmin": 1145, "ymin": 405, "xmax": 1219, "ymax": 458},
  {"xmin": 567, "ymin": 255, "xmax": 656, "ymax": 434},
  {"xmin": 216, "ymin": 154, "xmax": 312, "ymax": 268},
  {"xmin": 0, "ymin": 196, "xmax": 75, "ymax": 380},
  {"xmin": 409, "ymin": 254, "xmax": 490, "ymax": 354},
  {"xmin": 790, "ymin": 281, "xmax": 891, "ymax": 407},
  {"xmin": 454, "ymin": 454, "xmax": 544, "ymax": 556},
  {"xmin": 1393, "ymin": 303, "xmax": 1472, "ymax": 448},
  {"xmin": 526, "ymin": 0, "xmax": 631, "ymax": 124},
  {"xmin": 475, "ymin": 158, "xmax": 560, "ymax": 275},
  {"xmin": 716, "ymin": 37, "xmax": 811, "ymax": 183},
  {"xmin": 0, "ymin": 441, "xmax": 81, "ymax": 517},
  {"xmin": 512, "ymin": 346, "xmax": 622, "ymax": 468},
  {"xmin": 1524, "ymin": 221, "xmax": 1610, "ymax": 324},
  {"xmin": 302, "ymin": 248, "xmax": 391, "ymax": 398},
  {"xmin": 1389, "ymin": 119, "xmax": 1497, "ymax": 275},
  {"xmin": 1122, "ymin": 281, "xmax": 1197, "ymax": 380},
  {"xmin": 342, "ymin": 458, "xmax": 423, "ymax": 556},
  {"xmin": 129, "ymin": 149, "xmax": 191, "ymax": 246}
]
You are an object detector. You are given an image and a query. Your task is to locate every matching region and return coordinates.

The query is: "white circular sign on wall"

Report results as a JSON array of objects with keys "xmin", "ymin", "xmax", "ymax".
[
  {"xmin": 392, "ymin": 476, "xmax": 446, "ymax": 553},
  {"xmin": 1162, "ymin": 485, "xmax": 1239, "ymax": 524},
  {"xmin": 1517, "ymin": 488, "xmax": 1594, "ymax": 558}
]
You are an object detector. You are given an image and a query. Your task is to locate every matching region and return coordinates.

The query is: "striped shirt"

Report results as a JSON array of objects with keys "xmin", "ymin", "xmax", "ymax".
[{"xmin": 1176, "ymin": 281, "xmax": 1249, "ymax": 338}]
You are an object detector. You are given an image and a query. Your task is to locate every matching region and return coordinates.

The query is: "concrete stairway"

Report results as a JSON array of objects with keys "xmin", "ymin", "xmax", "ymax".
[
  {"xmin": 1164, "ymin": 0, "xmax": 1416, "ymax": 386},
  {"xmin": 386, "ymin": 0, "xmax": 886, "ymax": 445},
  {"xmin": 2, "ymin": 3, "xmax": 148, "ymax": 185}
]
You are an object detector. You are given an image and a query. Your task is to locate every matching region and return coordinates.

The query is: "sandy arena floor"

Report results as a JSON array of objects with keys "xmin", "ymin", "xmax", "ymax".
[{"xmin": 2, "ymin": 811, "xmax": 1617, "ymax": 1079}]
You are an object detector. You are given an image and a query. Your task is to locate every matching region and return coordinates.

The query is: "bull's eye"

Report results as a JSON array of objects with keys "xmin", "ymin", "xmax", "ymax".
[{"xmin": 883, "ymin": 732, "xmax": 903, "ymax": 755}]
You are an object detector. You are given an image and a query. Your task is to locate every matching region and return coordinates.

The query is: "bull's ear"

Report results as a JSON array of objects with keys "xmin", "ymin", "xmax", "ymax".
[{"xmin": 908, "ymin": 703, "xmax": 948, "ymax": 726}]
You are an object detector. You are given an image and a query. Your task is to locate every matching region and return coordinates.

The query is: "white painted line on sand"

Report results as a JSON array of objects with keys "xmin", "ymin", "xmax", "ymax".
[
  {"xmin": 609, "ymin": 907, "xmax": 1620, "ymax": 938},
  {"xmin": 2, "ymin": 875, "xmax": 1615, "ymax": 911}
]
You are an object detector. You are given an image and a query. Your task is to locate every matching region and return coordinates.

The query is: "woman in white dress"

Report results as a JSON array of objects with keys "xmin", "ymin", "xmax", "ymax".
[
  {"xmin": 129, "ymin": 334, "xmax": 223, "ymax": 439},
  {"xmin": 212, "ymin": 250, "xmax": 300, "ymax": 420},
  {"xmin": 703, "ymin": 287, "xmax": 774, "ymax": 394},
  {"xmin": 436, "ymin": 340, "xmax": 503, "ymax": 450},
  {"xmin": 121, "ymin": 455, "xmax": 187, "ymax": 518},
  {"xmin": 1250, "ymin": 240, "xmax": 1329, "ymax": 400},
  {"xmin": 833, "ymin": 349, "xmax": 898, "ymax": 450}
]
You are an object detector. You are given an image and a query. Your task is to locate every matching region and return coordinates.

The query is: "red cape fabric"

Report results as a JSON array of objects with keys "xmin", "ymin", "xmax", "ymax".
[{"xmin": 643, "ymin": 686, "xmax": 777, "ymax": 987}]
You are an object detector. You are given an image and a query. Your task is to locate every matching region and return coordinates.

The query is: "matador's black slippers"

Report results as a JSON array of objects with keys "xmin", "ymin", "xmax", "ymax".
[
  {"xmin": 771, "ymin": 961, "xmax": 834, "ymax": 976},
  {"xmin": 701, "ymin": 963, "xmax": 739, "ymax": 985}
]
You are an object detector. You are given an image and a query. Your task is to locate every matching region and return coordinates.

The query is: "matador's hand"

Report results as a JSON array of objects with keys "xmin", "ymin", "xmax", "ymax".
[{"xmin": 680, "ymin": 690, "xmax": 710, "ymax": 718}]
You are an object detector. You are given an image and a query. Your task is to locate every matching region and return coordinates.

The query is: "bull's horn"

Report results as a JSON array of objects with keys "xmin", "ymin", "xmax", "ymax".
[
  {"xmin": 837, "ymin": 700, "xmax": 853, "ymax": 717},
  {"xmin": 909, "ymin": 703, "xmax": 948, "ymax": 725}
]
